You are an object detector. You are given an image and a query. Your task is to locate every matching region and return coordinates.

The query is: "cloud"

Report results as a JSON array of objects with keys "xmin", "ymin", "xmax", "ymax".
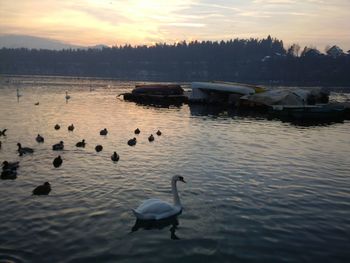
[
  {"xmin": 253, "ymin": 0, "xmax": 296, "ymax": 4},
  {"xmin": 166, "ymin": 23, "xmax": 206, "ymax": 28},
  {"xmin": 192, "ymin": 2, "xmax": 241, "ymax": 12},
  {"xmin": 0, "ymin": 0, "xmax": 349, "ymax": 49}
]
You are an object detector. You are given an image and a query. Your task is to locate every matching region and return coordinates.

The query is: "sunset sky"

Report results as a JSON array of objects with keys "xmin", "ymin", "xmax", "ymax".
[{"xmin": 0, "ymin": 0, "xmax": 349, "ymax": 50}]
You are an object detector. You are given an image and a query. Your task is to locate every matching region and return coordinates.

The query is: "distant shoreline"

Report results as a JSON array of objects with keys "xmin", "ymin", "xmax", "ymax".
[
  {"xmin": 2, "ymin": 73, "xmax": 350, "ymax": 89},
  {"xmin": 1, "ymin": 37, "xmax": 349, "ymax": 86}
]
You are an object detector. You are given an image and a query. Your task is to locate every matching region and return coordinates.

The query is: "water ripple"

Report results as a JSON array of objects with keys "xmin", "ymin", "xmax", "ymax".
[{"xmin": 1, "ymin": 77, "xmax": 350, "ymax": 262}]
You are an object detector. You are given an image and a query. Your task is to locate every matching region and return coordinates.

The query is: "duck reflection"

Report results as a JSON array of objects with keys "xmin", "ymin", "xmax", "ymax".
[{"xmin": 131, "ymin": 215, "xmax": 180, "ymax": 240}]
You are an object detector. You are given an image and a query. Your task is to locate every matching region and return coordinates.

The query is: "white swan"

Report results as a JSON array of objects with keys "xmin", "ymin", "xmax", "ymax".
[
  {"xmin": 132, "ymin": 175, "xmax": 186, "ymax": 220},
  {"xmin": 16, "ymin": 88, "xmax": 22, "ymax": 98},
  {"xmin": 16, "ymin": 88, "xmax": 22, "ymax": 102}
]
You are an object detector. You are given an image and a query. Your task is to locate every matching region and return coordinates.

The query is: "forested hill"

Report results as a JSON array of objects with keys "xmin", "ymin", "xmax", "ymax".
[{"xmin": 1, "ymin": 36, "xmax": 349, "ymax": 85}]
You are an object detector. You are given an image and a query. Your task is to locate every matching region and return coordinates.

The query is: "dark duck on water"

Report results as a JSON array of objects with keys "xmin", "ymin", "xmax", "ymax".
[
  {"xmin": 128, "ymin": 138, "xmax": 137, "ymax": 146},
  {"xmin": 2, "ymin": 161, "xmax": 19, "ymax": 171},
  {"xmin": 52, "ymin": 141, "xmax": 64, "ymax": 150},
  {"xmin": 100, "ymin": 128, "xmax": 108, "ymax": 135},
  {"xmin": 76, "ymin": 139, "xmax": 86, "ymax": 147},
  {"xmin": 111, "ymin": 151, "xmax": 120, "ymax": 162},
  {"xmin": 0, "ymin": 129, "xmax": 7, "ymax": 136},
  {"xmin": 53, "ymin": 155, "xmax": 63, "ymax": 168},
  {"xmin": 1, "ymin": 169, "xmax": 17, "ymax": 180},
  {"xmin": 33, "ymin": 182, "xmax": 51, "ymax": 195},
  {"xmin": 95, "ymin": 145, "xmax": 103, "ymax": 152},
  {"xmin": 36, "ymin": 134, "xmax": 44, "ymax": 143},
  {"xmin": 17, "ymin": 143, "xmax": 34, "ymax": 156},
  {"xmin": 1, "ymin": 161, "xmax": 19, "ymax": 180}
]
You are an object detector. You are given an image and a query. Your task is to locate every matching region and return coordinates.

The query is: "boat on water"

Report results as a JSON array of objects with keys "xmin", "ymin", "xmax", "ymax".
[
  {"xmin": 120, "ymin": 84, "xmax": 188, "ymax": 106},
  {"xmin": 189, "ymin": 82, "xmax": 256, "ymax": 104},
  {"xmin": 120, "ymin": 82, "xmax": 345, "ymax": 122}
]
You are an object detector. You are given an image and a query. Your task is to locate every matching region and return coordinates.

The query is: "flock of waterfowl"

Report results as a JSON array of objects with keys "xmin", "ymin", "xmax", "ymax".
[
  {"xmin": 1, "ymin": 125, "xmax": 163, "ymax": 196},
  {"xmin": 2, "ymin": 87, "xmax": 185, "ymax": 221}
]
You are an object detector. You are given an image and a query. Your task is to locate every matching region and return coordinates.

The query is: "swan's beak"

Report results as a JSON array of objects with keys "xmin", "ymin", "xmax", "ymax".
[{"xmin": 180, "ymin": 178, "xmax": 186, "ymax": 183}]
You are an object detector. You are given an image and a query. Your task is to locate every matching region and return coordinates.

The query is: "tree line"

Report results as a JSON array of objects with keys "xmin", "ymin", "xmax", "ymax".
[{"xmin": 0, "ymin": 36, "xmax": 349, "ymax": 85}]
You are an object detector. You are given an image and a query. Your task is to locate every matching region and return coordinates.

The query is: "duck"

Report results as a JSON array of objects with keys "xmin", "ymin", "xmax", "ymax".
[
  {"xmin": 127, "ymin": 137, "xmax": 137, "ymax": 146},
  {"xmin": 95, "ymin": 145, "xmax": 103, "ymax": 152},
  {"xmin": 132, "ymin": 175, "xmax": 186, "ymax": 220},
  {"xmin": 1, "ymin": 169, "xmax": 17, "ymax": 180},
  {"xmin": 111, "ymin": 151, "xmax": 119, "ymax": 162},
  {"xmin": 32, "ymin": 182, "xmax": 51, "ymax": 195},
  {"xmin": 76, "ymin": 139, "xmax": 86, "ymax": 147},
  {"xmin": 68, "ymin": 124, "xmax": 75, "ymax": 131},
  {"xmin": 17, "ymin": 143, "xmax": 34, "ymax": 156},
  {"xmin": 54, "ymin": 124, "xmax": 60, "ymax": 130},
  {"xmin": 100, "ymin": 128, "xmax": 108, "ymax": 135},
  {"xmin": 53, "ymin": 155, "xmax": 63, "ymax": 168},
  {"xmin": 156, "ymin": 130, "xmax": 162, "ymax": 136},
  {"xmin": 0, "ymin": 129, "xmax": 7, "ymax": 136},
  {"xmin": 134, "ymin": 128, "xmax": 141, "ymax": 134},
  {"xmin": 36, "ymin": 134, "xmax": 44, "ymax": 143},
  {"xmin": 52, "ymin": 141, "xmax": 64, "ymax": 150},
  {"xmin": 148, "ymin": 134, "xmax": 155, "ymax": 142},
  {"xmin": 2, "ymin": 161, "xmax": 19, "ymax": 171}
]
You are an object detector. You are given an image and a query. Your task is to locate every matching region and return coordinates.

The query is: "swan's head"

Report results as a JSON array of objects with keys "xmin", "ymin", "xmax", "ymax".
[
  {"xmin": 174, "ymin": 175, "xmax": 186, "ymax": 183},
  {"xmin": 17, "ymin": 143, "xmax": 21, "ymax": 148}
]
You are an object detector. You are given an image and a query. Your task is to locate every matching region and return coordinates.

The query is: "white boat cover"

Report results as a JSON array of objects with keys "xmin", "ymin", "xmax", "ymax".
[
  {"xmin": 190, "ymin": 82, "xmax": 255, "ymax": 101},
  {"xmin": 240, "ymin": 89, "xmax": 311, "ymax": 106}
]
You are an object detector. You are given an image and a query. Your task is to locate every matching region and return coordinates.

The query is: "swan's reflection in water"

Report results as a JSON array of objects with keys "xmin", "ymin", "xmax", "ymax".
[{"xmin": 131, "ymin": 215, "xmax": 180, "ymax": 240}]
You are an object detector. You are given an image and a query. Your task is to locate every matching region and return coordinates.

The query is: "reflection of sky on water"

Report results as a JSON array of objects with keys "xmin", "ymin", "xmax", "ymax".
[{"xmin": 0, "ymin": 76, "xmax": 349, "ymax": 263}]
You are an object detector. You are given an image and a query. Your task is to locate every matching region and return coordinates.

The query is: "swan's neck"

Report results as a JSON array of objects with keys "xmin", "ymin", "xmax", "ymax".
[{"xmin": 172, "ymin": 179, "xmax": 181, "ymax": 207}]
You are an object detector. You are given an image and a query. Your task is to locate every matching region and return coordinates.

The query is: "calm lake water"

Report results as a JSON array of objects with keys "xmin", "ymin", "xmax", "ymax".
[{"xmin": 1, "ymin": 76, "xmax": 350, "ymax": 263}]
